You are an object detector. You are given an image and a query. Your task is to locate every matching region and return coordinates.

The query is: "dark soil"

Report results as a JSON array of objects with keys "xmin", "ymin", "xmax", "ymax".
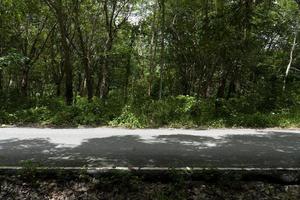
[{"xmin": 0, "ymin": 169, "xmax": 299, "ymax": 200}]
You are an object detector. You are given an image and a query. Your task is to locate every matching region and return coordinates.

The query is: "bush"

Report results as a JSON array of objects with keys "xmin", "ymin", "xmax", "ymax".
[
  {"xmin": 50, "ymin": 97, "xmax": 105, "ymax": 126},
  {"xmin": 109, "ymin": 106, "xmax": 145, "ymax": 128},
  {"xmin": 0, "ymin": 110, "xmax": 10, "ymax": 124},
  {"xmin": 0, "ymin": 94, "xmax": 299, "ymax": 128},
  {"xmin": 139, "ymin": 96, "xmax": 201, "ymax": 126},
  {"xmin": 227, "ymin": 113, "xmax": 278, "ymax": 128}
]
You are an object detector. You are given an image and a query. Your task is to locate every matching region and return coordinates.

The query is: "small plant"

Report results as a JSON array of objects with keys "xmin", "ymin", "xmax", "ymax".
[
  {"xmin": 19, "ymin": 160, "xmax": 42, "ymax": 185},
  {"xmin": 109, "ymin": 106, "xmax": 145, "ymax": 128}
]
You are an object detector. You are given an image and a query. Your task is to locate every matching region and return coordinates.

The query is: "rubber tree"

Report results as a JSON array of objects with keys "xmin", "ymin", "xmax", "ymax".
[
  {"xmin": 159, "ymin": 0, "xmax": 165, "ymax": 100},
  {"xmin": 73, "ymin": 0, "xmax": 95, "ymax": 101},
  {"xmin": 20, "ymin": 15, "xmax": 54, "ymax": 97},
  {"xmin": 97, "ymin": 0, "xmax": 133, "ymax": 99},
  {"xmin": 283, "ymin": 0, "xmax": 300, "ymax": 91},
  {"xmin": 148, "ymin": 0, "xmax": 159, "ymax": 97},
  {"xmin": 44, "ymin": 0, "xmax": 74, "ymax": 105}
]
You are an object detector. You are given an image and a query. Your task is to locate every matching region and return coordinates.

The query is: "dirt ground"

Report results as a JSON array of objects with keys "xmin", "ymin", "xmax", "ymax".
[{"xmin": 0, "ymin": 170, "xmax": 299, "ymax": 200}]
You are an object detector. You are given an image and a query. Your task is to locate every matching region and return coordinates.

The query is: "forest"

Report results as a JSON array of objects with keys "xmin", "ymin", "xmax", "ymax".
[{"xmin": 1, "ymin": 0, "xmax": 300, "ymax": 128}]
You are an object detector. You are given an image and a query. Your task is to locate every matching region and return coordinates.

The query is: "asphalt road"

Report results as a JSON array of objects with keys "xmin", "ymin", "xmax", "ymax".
[{"xmin": 0, "ymin": 128, "xmax": 299, "ymax": 168}]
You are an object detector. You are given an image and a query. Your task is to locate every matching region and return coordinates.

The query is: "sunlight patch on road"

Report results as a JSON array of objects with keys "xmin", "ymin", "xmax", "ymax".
[{"xmin": 0, "ymin": 128, "xmax": 299, "ymax": 149}]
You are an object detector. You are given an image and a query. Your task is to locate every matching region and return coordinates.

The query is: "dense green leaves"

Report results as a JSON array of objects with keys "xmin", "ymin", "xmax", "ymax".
[{"xmin": 0, "ymin": 0, "xmax": 300, "ymax": 128}]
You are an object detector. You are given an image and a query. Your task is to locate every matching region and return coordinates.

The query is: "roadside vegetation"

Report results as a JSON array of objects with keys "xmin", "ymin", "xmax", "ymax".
[{"xmin": 1, "ymin": 95, "xmax": 300, "ymax": 128}]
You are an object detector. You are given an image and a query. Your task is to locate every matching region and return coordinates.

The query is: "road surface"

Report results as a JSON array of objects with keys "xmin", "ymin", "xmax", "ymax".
[{"xmin": 0, "ymin": 128, "xmax": 299, "ymax": 168}]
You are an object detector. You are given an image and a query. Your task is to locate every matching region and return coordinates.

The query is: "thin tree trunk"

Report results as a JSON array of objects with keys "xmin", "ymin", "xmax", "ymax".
[
  {"xmin": 78, "ymin": 35, "xmax": 93, "ymax": 101},
  {"xmin": 215, "ymin": 72, "xmax": 228, "ymax": 115},
  {"xmin": 21, "ymin": 65, "xmax": 30, "ymax": 97},
  {"xmin": 0, "ymin": 46, "xmax": 3, "ymax": 93},
  {"xmin": 96, "ymin": 75, "xmax": 101, "ymax": 97},
  {"xmin": 202, "ymin": 63, "xmax": 217, "ymax": 98},
  {"xmin": 124, "ymin": 60, "xmax": 130, "ymax": 104},
  {"xmin": 124, "ymin": 28, "xmax": 136, "ymax": 103},
  {"xmin": 74, "ymin": 1, "xmax": 93, "ymax": 101},
  {"xmin": 84, "ymin": 57, "xmax": 93, "ymax": 100},
  {"xmin": 148, "ymin": 1, "xmax": 158, "ymax": 97},
  {"xmin": 56, "ymin": 81, "xmax": 61, "ymax": 97},
  {"xmin": 227, "ymin": 79, "xmax": 235, "ymax": 99},
  {"xmin": 0, "ymin": 68, "xmax": 3, "ymax": 93},
  {"xmin": 77, "ymin": 71, "xmax": 83, "ymax": 95},
  {"xmin": 100, "ymin": 58, "xmax": 109, "ymax": 99},
  {"xmin": 100, "ymin": 39, "xmax": 112, "ymax": 99},
  {"xmin": 283, "ymin": 33, "xmax": 297, "ymax": 92},
  {"xmin": 159, "ymin": 0, "xmax": 165, "ymax": 100},
  {"xmin": 215, "ymin": 0, "xmax": 224, "ymax": 15},
  {"xmin": 56, "ymin": 3, "xmax": 73, "ymax": 105},
  {"xmin": 51, "ymin": 56, "xmax": 64, "ymax": 98}
]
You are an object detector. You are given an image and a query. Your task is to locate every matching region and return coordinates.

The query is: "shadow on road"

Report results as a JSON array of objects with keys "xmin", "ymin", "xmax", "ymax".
[{"xmin": 0, "ymin": 131, "xmax": 299, "ymax": 168}]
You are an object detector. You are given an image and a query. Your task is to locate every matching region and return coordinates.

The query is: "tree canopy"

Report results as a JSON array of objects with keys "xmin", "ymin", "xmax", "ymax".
[{"xmin": 1, "ymin": 0, "xmax": 300, "ymax": 128}]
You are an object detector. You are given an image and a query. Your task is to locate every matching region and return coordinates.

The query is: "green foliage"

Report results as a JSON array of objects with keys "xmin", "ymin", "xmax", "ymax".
[
  {"xmin": 225, "ymin": 113, "xmax": 278, "ymax": 128},
  {"xmin": 49, "ymin": 97, "xmax": 105, "ymax": 126},
  {"xmin": 0, "ymin": 53, "xmax": 29, "ymax": 68},
  {"xmin": 1, "ymin": 95, "xmax": 300, "ymax": 128},
  {"xmin": 139, "ymin": 96, "xmax": 200, "ymax": 127},
  {"xmin": 1, "ymin": 0, "xmax": 300, "ymax": 129},
  {"xmin": 109, "ymin": 105, "xmax": 145, "ymax": 128}
]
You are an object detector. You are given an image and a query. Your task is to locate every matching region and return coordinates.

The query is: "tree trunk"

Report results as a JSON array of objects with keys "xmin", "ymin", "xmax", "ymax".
[
  {"xmin": 77, "ymin": 71, "xmax": 83, "ymax": 95},
  {"xmin": 283, "ymin": 33, "xmax": 297, "ymax": 91},
  {"xmin": 99, "ymin": 64, "xmax": 109, "ymax": 99},
  {"xmin": 99, "ymin": 39, "xmax": 112, "ymax": 99},
  {"xmin": 0, "ymin": 68, "xmax": 3, "ymax": 93},
  {"xmin": 21, "ymin": 66, "xmax": 30, "ymax": 97},
  {"xmin": 215, "ymin": 0, "xmax": 224, "ymax": 15},
  {"xmin": 148, "ymin": 1, "xmax": 159, "ymax": 97},
  {"xmin": 84, "ymin": 57, "xmax": 93, "ymax": 101},
  {"xmin": 56, "ymin": 3, "xmax": 73, "ymax": 105},
  {"xmin": 202, "ymin": 64, "xmax": 217, "ymax": 98},
  {"xmin": 77, "ymin": 39, "xmax": 93, "ymax": 101},
  {"xmin": 124, "ymin": 60, "xmax": 130, "ymax": 104},
  {"xmin": 215, "ymin": 73, "xmax": 227, "ymax": 115},
  {"xmin": 227, "ymin": 79, "xmax": 235, "ymax": 99},
  {"xmin": 159, "ymin": 0, "xmax": 165, "ymax": 100},
  {"xmin": 124, "ymin": 28, "xmax": 136, "ymax": 103},
  {"xmin": 56, "ymin": 81, "xmax": 61, "ymax": 97},
  {"xmin": 217, "ymin": 76, "xmax": 227, "ymax": 99},
  {"xmin": 74, "ymin": 1, "xmax": 93, "ymax": 101}
]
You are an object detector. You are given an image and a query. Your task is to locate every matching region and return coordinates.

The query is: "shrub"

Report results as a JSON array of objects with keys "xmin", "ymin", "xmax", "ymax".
[
  {"xmin": 138, "ymin": 96, "xmax": 201, "ymax": 126},
  {"xmin": 225, "ymin": 113, "xmax": 278, "ymax": 128},
  {"xmin": 109, "ymin": 106, "xmax": 145, "ymax": 128},
  {"xmin": 0, "ymin": 94, "xmax": 299, "ymax": 128},
  {"xmin": 0, "ymin": 110, "xmax": 10, "ymax": 124}
]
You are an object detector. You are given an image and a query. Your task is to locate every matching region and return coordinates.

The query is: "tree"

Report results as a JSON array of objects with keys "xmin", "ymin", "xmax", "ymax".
[
  {"xmin": 148, "ymin": 0, "xmax": 159, "ymax": 97},
  {"xmin": 97, "ymin": 0, "xmax": 133, "ymax": 99},
  {"xmin": 73, "ymin": 0, "xmax": 96, "ymax": 101},
  {"xmin": 158, "ymin": 0, "xmax": 165, "ymax": 100},
  {"xmin": 19, "ymin": 3, "xmax": 55, "ymax": 96},
  {"xmin": 1, "ymin": 0, "xmax": 300, "ymax": 122},
  {"xmin": 44, "ymin": 0, "xmax": 74, "ymax": 105},
  {"xmin": 283, "ymin": 33, "xmax": 297, "ymax": 91}
]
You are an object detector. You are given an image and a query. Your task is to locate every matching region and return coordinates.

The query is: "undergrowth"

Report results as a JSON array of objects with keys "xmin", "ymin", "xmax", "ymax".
[{"xmin": 0, "ymin": 95, "xmax": 299, "ymax": 129}]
